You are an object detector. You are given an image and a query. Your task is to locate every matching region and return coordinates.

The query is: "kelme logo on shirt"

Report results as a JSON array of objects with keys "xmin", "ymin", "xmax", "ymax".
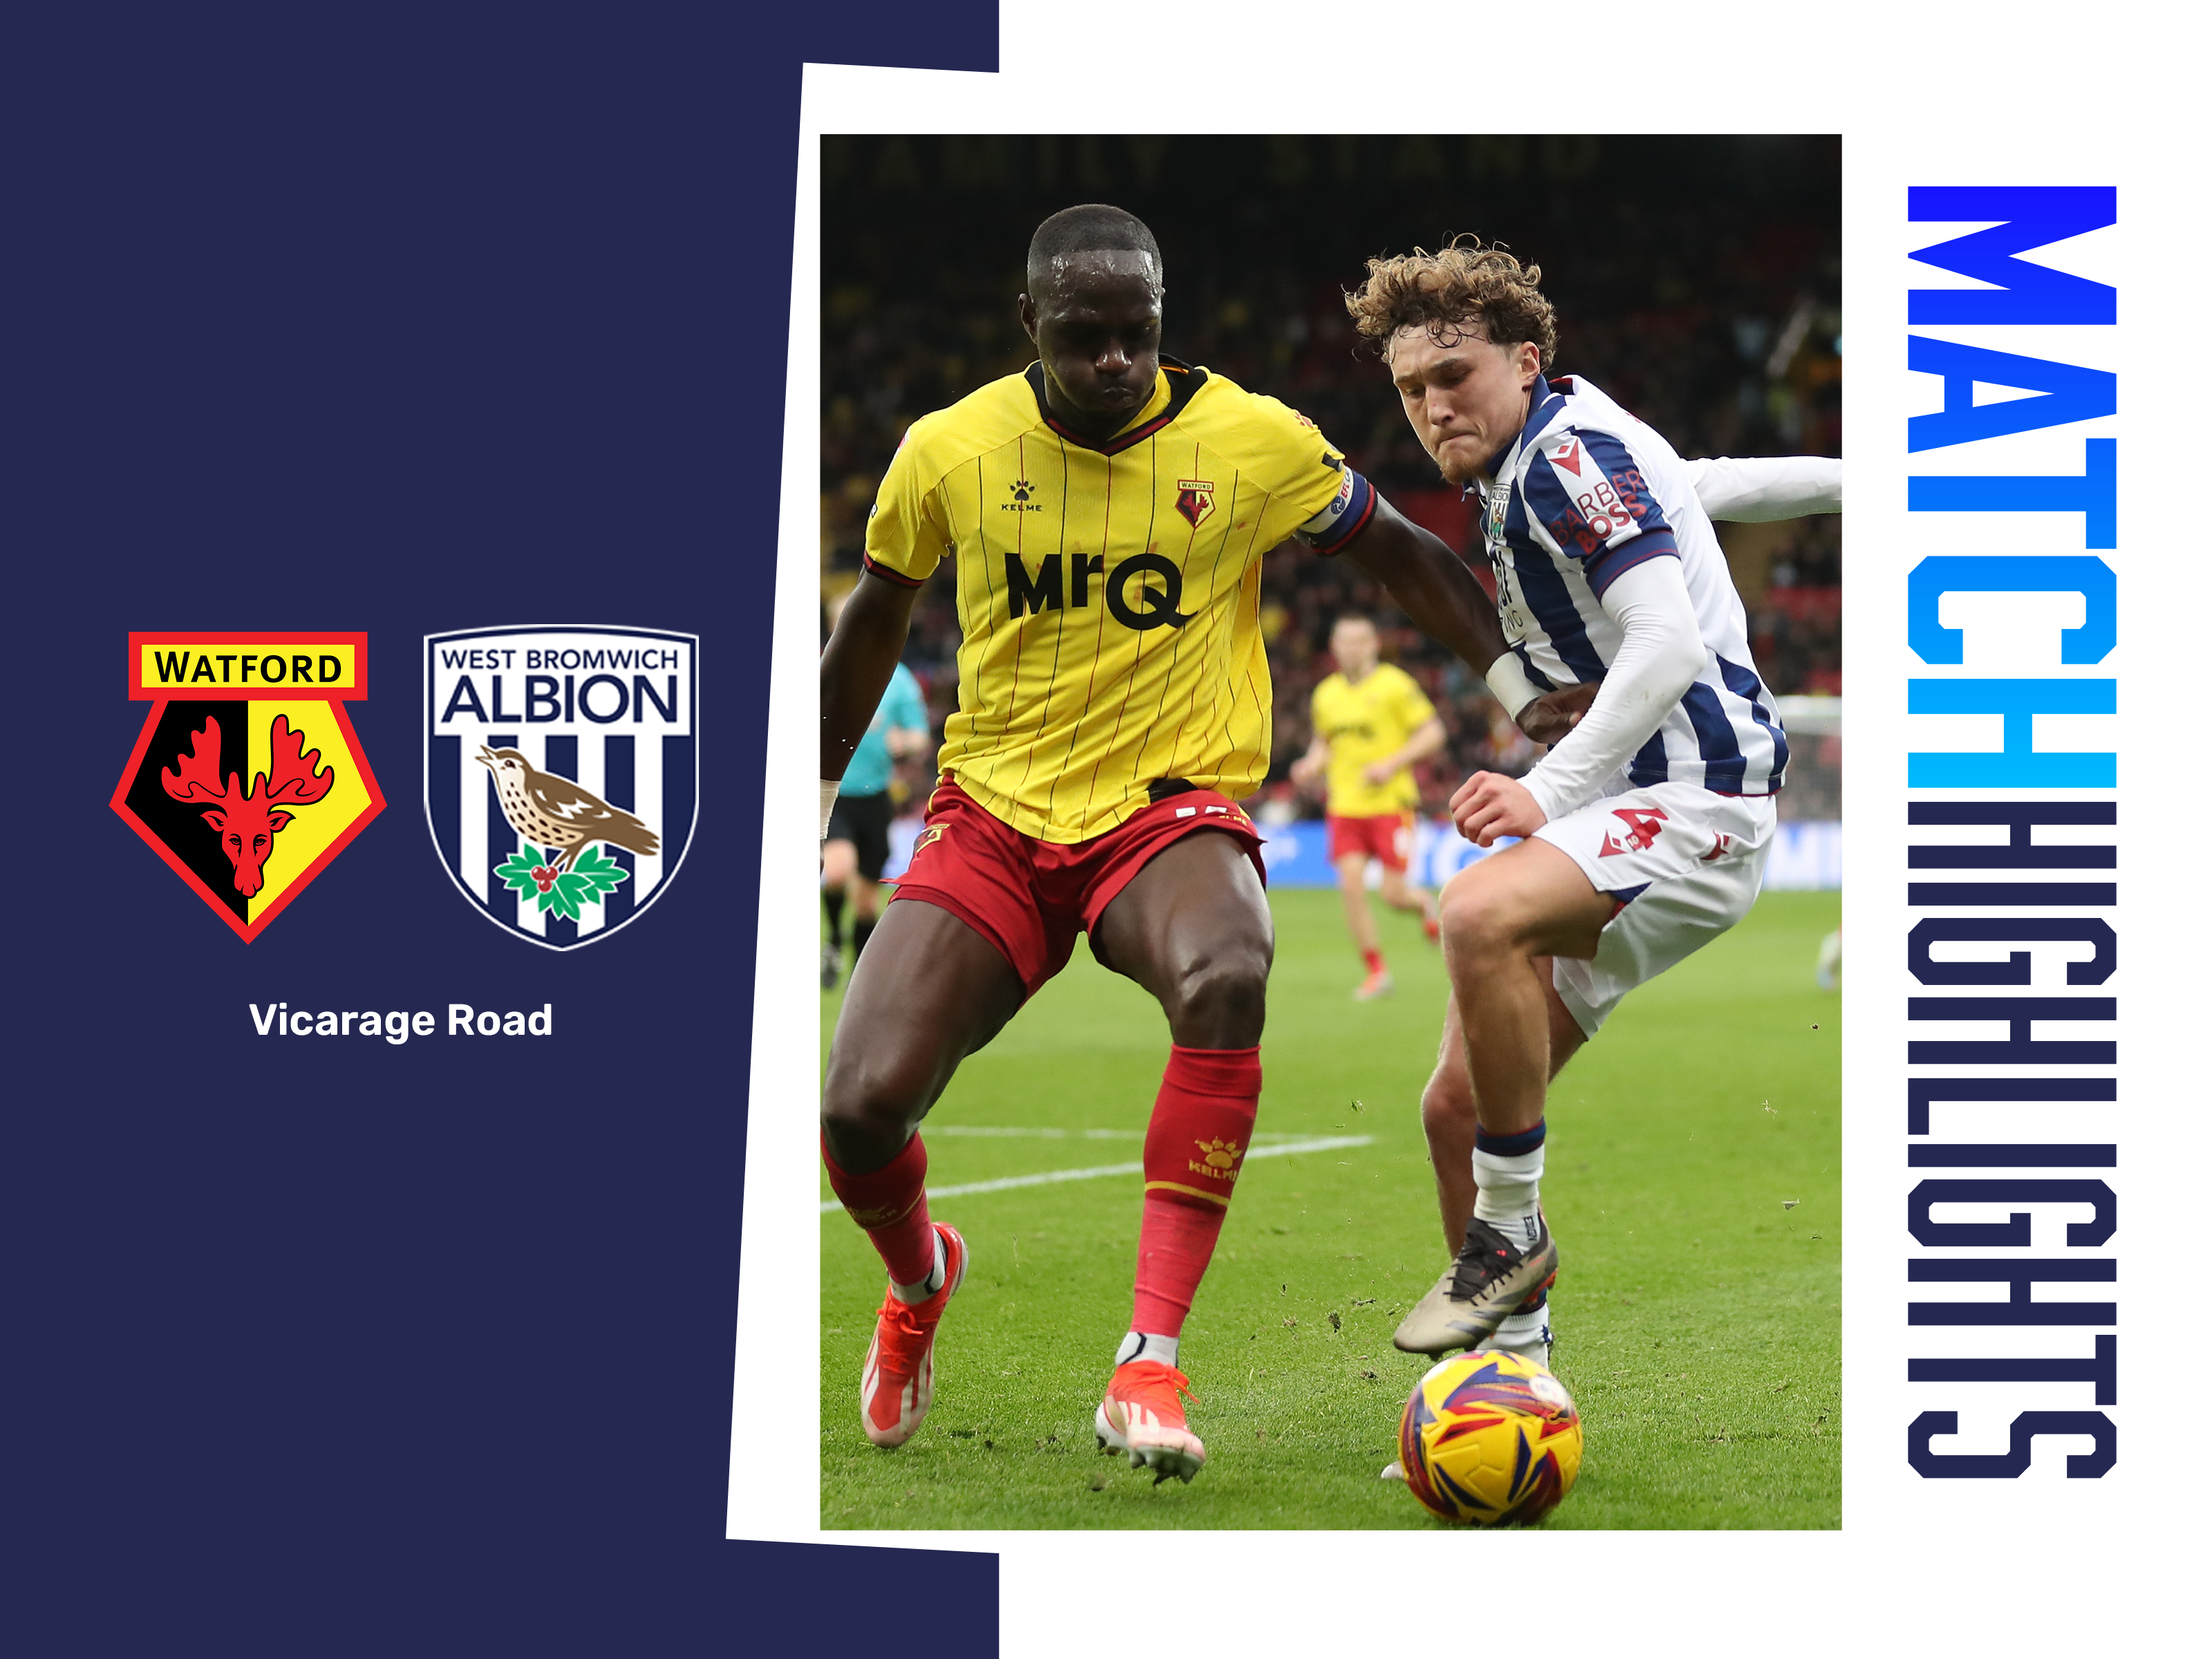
[
  {"xmin": 1004, "ymin": 478, "xmax": 1042, "ymax": 512},
  {"xmin": 1003, "ymin": 553, "xmax": 1191, "ymax": 630}
]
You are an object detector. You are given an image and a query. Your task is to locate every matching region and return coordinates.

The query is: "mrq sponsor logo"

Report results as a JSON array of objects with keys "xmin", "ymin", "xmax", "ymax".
[{"xmin": 425, "ymin": 625, "xmax": 697, "ymax": 950}]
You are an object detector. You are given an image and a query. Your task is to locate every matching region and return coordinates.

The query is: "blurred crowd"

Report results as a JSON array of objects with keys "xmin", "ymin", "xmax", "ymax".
[{"xmin": 820, "ymin": 135, "xmax": 1841, "ymax": 821}]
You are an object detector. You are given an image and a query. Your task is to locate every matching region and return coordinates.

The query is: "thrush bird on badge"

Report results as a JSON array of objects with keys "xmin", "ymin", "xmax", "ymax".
[{"xmin": 476, "ymin": 745, "xmax": 661, "ymax": 872}]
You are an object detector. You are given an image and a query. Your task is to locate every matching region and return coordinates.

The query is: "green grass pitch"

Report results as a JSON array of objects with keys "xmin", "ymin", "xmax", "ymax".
[{"xmin": 819, "ymin": 885, "xmax": 1841, "ymax": 1529}]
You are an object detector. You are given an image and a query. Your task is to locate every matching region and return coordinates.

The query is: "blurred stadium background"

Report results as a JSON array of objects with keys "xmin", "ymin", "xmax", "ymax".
[{"xmin": 819, "ymin": 133, "xmax": 1841, "ymax": 889}]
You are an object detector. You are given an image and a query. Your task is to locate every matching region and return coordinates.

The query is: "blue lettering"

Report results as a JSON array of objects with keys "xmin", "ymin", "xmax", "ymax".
[
  {"xmin": 440, "ymin": 675, "xmax": 488, "ymax": 723},
  {"xmin": 1909, "ymin": 1336, "xmax": 2117, "ymax": 1406},
  {"xmin": 1907, "ymin": 677, "xmax": 2115, "ymax": 787},
  {"xmin": 1907, "ymin": 335, "xmax": 2114, "ymax": 451},
  {"xmin": 1908, "ymin": 1411, "xmax": 2115, "ymax": 1478},
  {"xmin": 1906, "ymin": 554, "xmax": 2115, "ymax": 664},
  {"xmin": 1908, "ymin": 438, "xmax": 2116, "ymax": 548},
  {"xmin": 1909, "ymin": 1257, "xmax": 2115, "ymax": 1327},
  {"xmin": 1909, "ymin": 185, "xmax": 2116, "ymax": 325},
  {"xmin": 1908, "ymin": 1179, "xmax": 2116, "ymax": 1249}
]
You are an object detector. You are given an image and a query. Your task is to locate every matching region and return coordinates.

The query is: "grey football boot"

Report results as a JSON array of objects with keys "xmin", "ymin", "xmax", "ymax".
[{"xmin": 1393, "ymin": 1215, "xmax": 1559, "ymax": 1355}]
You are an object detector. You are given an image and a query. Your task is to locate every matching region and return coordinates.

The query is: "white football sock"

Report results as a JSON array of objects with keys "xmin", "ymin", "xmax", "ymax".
[
  {"xmin": 1114, "ymin": 1330, "xmax": 1180, "ymax": 1371},
  {"xmin": 1487, "ymin": 1300, "xmax": 1555, "ymax": 1364},
  {"xmin": 1472, "ymin": 1141, "xmax": 1545, "ymax": 1249},
  {"xmin": 890, "ymin": 1232, "xmax": 946, "ymax": 1304}
]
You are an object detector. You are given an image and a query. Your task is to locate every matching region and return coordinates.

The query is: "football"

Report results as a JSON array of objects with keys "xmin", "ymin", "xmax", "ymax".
[{"xmin": 1397, "ymin": 1350, "xmax": 1584, "ymax": 1526}]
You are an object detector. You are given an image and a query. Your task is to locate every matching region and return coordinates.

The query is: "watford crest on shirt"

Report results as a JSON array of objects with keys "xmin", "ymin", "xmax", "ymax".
[
  {"xmin": 1174, "ymin": 477, "xmax": 1217, "ymax": 528},
  {"xmin": 424, "ymin": 625, "xmax": 697, "ymax": 950}
]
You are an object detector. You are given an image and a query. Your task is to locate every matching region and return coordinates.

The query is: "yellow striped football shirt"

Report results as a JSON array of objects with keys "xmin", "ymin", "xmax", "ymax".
[
  {"xmin": 1311, "ymin": 664, "xmax": 1438, "ymax": 817},
  {"xmin": 862, "ymin": 358, "xmax": 1375, "ymax": 843}
]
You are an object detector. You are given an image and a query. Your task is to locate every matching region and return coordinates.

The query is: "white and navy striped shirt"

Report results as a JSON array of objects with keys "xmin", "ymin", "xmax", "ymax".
[{"xmin": 1479, "ymin": 375, "xmax": 1788, "ymax": 800}]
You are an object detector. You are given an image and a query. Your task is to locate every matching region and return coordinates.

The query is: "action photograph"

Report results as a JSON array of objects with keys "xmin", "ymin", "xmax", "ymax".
[{"xmin": 814, "ymin": 133, "xmax": 1843, "ymax": 1529}]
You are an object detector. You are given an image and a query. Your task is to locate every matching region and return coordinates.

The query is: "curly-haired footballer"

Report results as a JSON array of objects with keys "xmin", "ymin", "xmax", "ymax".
[{"xmin": 1343, "ymin": 239, "xmax": 1842, "ymax": 1364}]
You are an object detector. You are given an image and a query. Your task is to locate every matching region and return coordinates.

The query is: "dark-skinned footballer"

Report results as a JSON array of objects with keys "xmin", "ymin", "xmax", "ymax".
[{"xmin": 817, "ymin": 205, "xmax": 1587, "ymax": 1483}]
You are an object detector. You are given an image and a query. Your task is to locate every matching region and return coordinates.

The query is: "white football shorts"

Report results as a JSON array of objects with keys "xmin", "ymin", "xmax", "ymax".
[{"xmin": 1529, "ymin": 779, "xmax": 1776, "ymax": 1037}]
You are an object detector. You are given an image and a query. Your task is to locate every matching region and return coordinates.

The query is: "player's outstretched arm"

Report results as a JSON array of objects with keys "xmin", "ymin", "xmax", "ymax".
[
  {"xmin": 1686, "ymin": 454, "xmax": 1842, "ymax": 521},
  {"xmin": 1338, "ymin": 496, "xmax": 1593, "ymax": 744},
  {"xmin": 1337, "ymin": 495, "xmax": 1505, "ymax": 669},
  {"xmin": 821, "ymin": 572, "xmax": 921, "ymax": 829},
  {"xmin": 1454, "ymin": 556, "xmax": 1706, "ymax": 845}
]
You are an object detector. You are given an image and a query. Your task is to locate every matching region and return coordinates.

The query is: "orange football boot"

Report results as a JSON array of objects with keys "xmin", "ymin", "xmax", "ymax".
[
  {"xmin": 1095, "ymin": 1360, "xmax": 1206, "ymax": 1483},
  {"xmin": 859, "ymin": 1223, "xmax": 967, "ymax": 1447}
]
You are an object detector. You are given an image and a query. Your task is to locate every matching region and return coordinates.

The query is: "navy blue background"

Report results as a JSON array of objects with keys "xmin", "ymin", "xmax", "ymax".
[{"xmin": 16, "ymin": 9, "xmax": 998, "ymax": 1653}]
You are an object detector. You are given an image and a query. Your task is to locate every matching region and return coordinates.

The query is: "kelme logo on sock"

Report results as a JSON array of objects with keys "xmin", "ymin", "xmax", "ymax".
[{"xmin": 1190, "ymin": 1137, "xmax": 1244, "ymax": 1182}]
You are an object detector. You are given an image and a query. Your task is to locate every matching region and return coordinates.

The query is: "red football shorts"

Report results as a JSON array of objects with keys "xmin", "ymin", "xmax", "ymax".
[
  {"xmin": 890, "ymin": 778, "xmax": 1267, "ymax": 999},
  {"xmin": 1327, "ymin": 811, "xmax": 1414, "ymax": 872}
]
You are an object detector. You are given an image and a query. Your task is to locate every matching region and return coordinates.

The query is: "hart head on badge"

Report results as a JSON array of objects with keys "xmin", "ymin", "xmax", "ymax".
[{"xmin": 425, "ymin": 625, "xmax": 697, "ymax": 950}]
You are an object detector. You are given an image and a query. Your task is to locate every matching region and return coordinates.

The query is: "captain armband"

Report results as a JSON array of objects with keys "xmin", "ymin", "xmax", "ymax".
[{"xmin": 1293, "ymin": 466, "xmax": 1376, "ymax": 555}]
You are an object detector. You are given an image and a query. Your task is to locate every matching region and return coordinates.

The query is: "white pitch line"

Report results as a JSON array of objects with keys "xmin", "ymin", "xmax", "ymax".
[
  {"xmin": 926, "ymin": 1126, "xmax": 1139, "ymax": 1140},
  {"xmin": 924, "ymin": 1126, "xmax": 1315, "ymax": 1142},
  {"xmin": 817, "ymin": 1134, "xmax": 1374, "ymax": 1213}
]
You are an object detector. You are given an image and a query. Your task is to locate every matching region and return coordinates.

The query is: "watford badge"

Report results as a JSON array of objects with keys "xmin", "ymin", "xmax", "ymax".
[
  {"xmin": 111, "ymin": 632, "xmax": 384, "ymax": 941},
  {"xmin": 1174, "ymin": 477, "xmax": 1217, "ymax": 528},
  {"xmin": 425, "ymin": 625, "xmax": 697, "ymax": 950}
]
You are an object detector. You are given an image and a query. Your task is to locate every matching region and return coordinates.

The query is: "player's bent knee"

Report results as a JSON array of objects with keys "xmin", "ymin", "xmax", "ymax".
[
  {"xmin": 820, "ymin": 1047, "xmax": 939, "ymax": 1149},
  {"xmin": 1438, "ymin": 879, "xmax": 1522, "ymax": 959},
  {"xmin": 1165, "ymin": 950, "xmax": 1269, "ymax": 1044},
  {"xmin": 1420, "ymin": 1068, "xmax": 1475, "ymax": 1138}
]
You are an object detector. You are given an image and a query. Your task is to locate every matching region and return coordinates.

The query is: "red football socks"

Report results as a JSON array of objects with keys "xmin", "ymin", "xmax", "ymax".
[
  {"xmin": 821, "ymin": 1130, "xmax": 937, "ymax": 1287},
  {"xmin": 1362, "ymin": 947, "xmax": 1385, "ymax": 975},
  {"xmin": 1131, "ymin": 1044, "xmax": 1262, "ymax": 1335}
]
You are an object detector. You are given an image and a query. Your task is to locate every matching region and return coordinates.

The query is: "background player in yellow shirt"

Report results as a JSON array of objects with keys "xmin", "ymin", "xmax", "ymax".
[
  {"xmin": 1289, "ymin": 614, "xmax": 1445, "ymax": 1000},
  {"xmin": 818, "ymin": 205, "xmax": 1588, "ymax": 1484}
]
